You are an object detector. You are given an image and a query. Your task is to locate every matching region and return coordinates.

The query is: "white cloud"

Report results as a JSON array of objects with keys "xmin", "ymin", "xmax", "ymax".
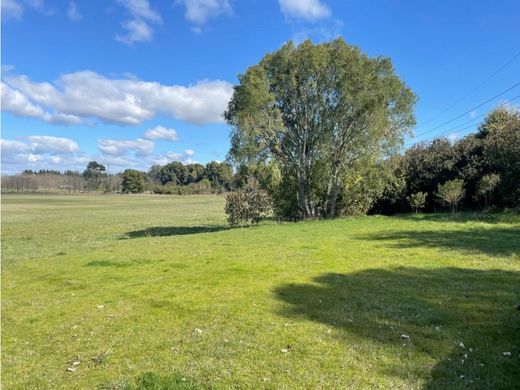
[
  {"xmin": 1, "ymin": 136, "xmax": 200, "ymax": 174},
  {"xmin": 150, "ymin": 149, "xmax": 196, "ymax": 165},
  {"xmin": 98, "ymin": 138, "xmax": 155, "ymax": 157},
  {"xmin": 143, "ymin": 125, "xmax": 178, "ymax": 141},
  {"xmin": 176, "ymin": 0, "xmax": 231, "ymax": 30},
  {"xmin": 1, "ymin": 81, "xmax": 83, "ymax": 124},
  {"xmin": 1, "ymin": 139, "xmax": 31, "ymax": 155},
  {"xmin": 26, "ymin": 136, "xmax": 79, "ymax": 153},
  {"xmin": 115, "ymin": 0, "xmax": 162, "ymax": 44},
  {"xmin": 67, "ymin": 1, "xmax": 81, "ymax": 21},
  {"xmin": 1, "ymin": 136, "xmax": 83, "ymax": 173},
  {"xmin": 279, "ymin": 0, "xmax": 331, "ymax": 21},
  {"xmin": 1, "ymin": 136, "xmax": 79, "ymax": 157},
  {"xmin": 2, "ymin": 0, "xmax": 23, "ymax": 20},
  {"xmin": 2, "ymin": 71, "xmax": 233, "ymax": 126},
  {"xmin": 27, "ymin": 153, "xmax": 43, "ymax": 162}
]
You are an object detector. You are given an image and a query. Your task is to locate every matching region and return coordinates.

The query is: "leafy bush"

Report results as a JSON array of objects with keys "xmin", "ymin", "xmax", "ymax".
[
  {"xmin": 407, "ymin": 192, "xmax": 427, "ymax": 214},
  {"xmin": 225, "ymin": 179, "xmax": 271, "ymax": 226},
  {"xmin": 436, "ymin": 179, "xmax": 465, "ymax": 213}
]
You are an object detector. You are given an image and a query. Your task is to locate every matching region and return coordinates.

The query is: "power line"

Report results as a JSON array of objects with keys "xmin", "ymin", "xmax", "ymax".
[
  {"xmin": 413, "ymin": 81, "xmax": 520, "ymax": 139},
  {"xmin": 418, "ymin": 50, "xmax": 520, "ymax": 128},
  {"xmin": 415, "ymin": 94, "xmax": 520, "ymax": 142}
]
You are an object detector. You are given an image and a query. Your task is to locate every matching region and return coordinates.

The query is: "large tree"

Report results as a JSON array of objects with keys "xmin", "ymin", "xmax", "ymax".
[
  {"xmin": 121, "ymin": 169, "xmax": 146, "ymax": 193},
  {"xmin": 82, "ymin": 161, "xmax": 107, "ymax": 190},
  {"xmin": 225, "ymin": 39, "xmax": 416, "ymax": 219}
]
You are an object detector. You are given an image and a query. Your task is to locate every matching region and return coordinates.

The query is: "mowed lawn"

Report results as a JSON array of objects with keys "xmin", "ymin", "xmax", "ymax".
[{"xmin": 2, "ymin": 194, "xmax": 520, "ymax": 389}]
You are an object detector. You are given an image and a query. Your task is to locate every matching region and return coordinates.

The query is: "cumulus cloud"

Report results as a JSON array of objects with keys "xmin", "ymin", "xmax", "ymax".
[
  {"xmin": 176, "ymin": 0, "xmax": 231, "ymax": 32},
  {"xmin": 1, "ymin": 136, "xmax": 83, "ymax": 172},
  {"xmin": 279, "ymin": 0, "xmax": 331, "ymax": 21},
  {"xmin": 1, "ymin": 136, "xmax": 79, "ymax": 156},
  {"xmin": 115, "ymin": 0, "xmax": 162, "ymax": 44},
  {"xmin": 1, "ymin": 81, "xmax": 83, "ymax": 124},
  {"xmin": 67, "ymin": 1, "xmax": 81, "ymax": 21},
  {"xmin": 1, "ymin": 135, "xmax": 199, "ymax": 174},
  {"xmin": 26, "ymin": 135, "xmax": 79, "ymax": 153},
  {"xmin": 1, "ymin": 71, "xmax": 233, "ymax": 126},
  {"xmin": 150, "ymin": 149, "xmax": 196, "ymax": 165},
  {"xmin": 98, "ymin": 138, "xmax": 155, "ymax": 157},
  {"xmin": 143, "ymin": 125, "xmax": 178, "ymax": 141},
  {"xmin": 1, "ymin": 139, "xmax": 32, "ymax": 155}
]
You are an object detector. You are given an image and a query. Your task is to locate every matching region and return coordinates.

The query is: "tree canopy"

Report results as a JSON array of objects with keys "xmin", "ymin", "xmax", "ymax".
[{"xmin": 225, "ymin": 38, "xmax": 416, "ymax": 219}]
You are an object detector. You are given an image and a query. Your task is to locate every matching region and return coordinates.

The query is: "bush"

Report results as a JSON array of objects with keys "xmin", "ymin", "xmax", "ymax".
[
  {"xmin": 407, "ymin": 192, "xmax": 427, "ymax": 214},
  {"xmin": 225, "ymin": 179, "xmax": 271, "ymax": 226},
  {"xmin": 436, "ymin": 179, "xmax": 465, "ymax": 213}
]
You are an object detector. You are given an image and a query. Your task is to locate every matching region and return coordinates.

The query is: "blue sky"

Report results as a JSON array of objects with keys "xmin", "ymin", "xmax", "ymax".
[{"xmin": 1, "ymin": 0, "xmax": 519, "ymax": 174}]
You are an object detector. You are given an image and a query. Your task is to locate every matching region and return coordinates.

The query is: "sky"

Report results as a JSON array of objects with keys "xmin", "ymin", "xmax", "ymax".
[{"xmin": 1, "ymin": 0, "xmax": 519, "ymax": 174}]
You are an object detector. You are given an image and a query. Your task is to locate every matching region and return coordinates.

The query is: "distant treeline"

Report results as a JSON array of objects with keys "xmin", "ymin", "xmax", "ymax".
[{"xmin": 1, "ymin": 160, "xmax": 235, "ymax": 195}]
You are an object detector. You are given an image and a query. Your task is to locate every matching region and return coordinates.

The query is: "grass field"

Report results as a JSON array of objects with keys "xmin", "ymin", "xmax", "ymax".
[{"xmin": 2, "ymin": 194, "xmax": 520, "ymax": 389}]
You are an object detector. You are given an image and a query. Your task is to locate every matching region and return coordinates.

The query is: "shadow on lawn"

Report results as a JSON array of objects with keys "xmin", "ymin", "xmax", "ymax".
[
  {"xmin": 99, "ymin": 371, "xmax": 203, "ymax": 389},
  {"xmin": 358, "ymin": 227, "xmax": 520, "ymax": 257},
  {"xmin": 122, "ymin": 225, "xmax": 229, "ymax": 239},
  {"xmin": 395, "ymin": 212, "xmax": 520, "ymax": 225},
  {"xmin": 274, "ymin": 267, "xmax": 520, "ymax": 389}
]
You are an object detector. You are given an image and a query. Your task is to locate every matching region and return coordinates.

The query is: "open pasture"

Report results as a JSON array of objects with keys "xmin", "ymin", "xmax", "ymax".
[{"xmin": 2, "ymin": 194, "xmax": 520, "ymax": 389}]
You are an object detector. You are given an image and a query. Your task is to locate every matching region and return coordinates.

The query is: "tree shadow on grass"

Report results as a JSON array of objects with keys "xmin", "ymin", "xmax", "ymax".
[
  {"xmin": 121, "ymin": 225, "xmax": 229, "ymax": 239},
  {"xmin": 395, "ymin": 212, "xmax": 520, "ymax": 225},
  {"xmin": 274, "ymin": 267, "xmax": 520, "ymax": 389},
  {"xmin": 99, "ymin": 371, "xmax": 203, "ymax": 389},
  {"xmin": 357, "ymin": 227, "xmax": 520, "ymax": 257}
]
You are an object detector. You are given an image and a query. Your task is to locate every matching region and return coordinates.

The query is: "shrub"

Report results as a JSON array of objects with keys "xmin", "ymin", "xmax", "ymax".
[
  {"xmin": 407, "ymin": 191, "xmax": 427, "ymax": 214},
  {"xmin": 436, "ymin": 179, "xmax": 465, "ymax": 213},
  {"xmin": 225, "ymin": 179, "xmax": 271, "ymax": 226}
]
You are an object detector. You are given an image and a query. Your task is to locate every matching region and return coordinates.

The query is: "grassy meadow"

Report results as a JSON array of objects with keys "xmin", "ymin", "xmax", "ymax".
[{"xmin": 1, "ymin": 194, "xmax": 520, "ymax": 389}]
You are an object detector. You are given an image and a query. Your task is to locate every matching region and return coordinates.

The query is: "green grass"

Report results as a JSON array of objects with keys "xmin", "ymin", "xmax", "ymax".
[{"xmin": 2, "ymin": 194, "xmax": 520, "ymax": 389}]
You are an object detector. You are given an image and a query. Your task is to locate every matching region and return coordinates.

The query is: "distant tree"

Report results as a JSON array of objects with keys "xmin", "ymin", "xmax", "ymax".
[
  {"xmin": 407, "ymin": 192, "xmax": 427, "ymax": 214},
  {"xmin": 436, "ymin": 179, "xmax": 465, "ymax": 213},
  {"xmin": 401, "ymin": 138, "xmax": 456, "ymax": 209},
  {"xmin": 148, "ymin": 165, "xmax": 163, "ymax": 184},
  {"xmin": 479, "ymin": 107, "xmax": 520, "ymax": 206},
  {"xmin": 205, "ymin": 161, "xmax": 234, "ymax": 191},
  {"xmin": 82, "ymin": 161, "xmax": 107, "ymax": 190},
  {"xmin": 475, "ymin": 173, "xmax": 500, "ymax": 209},
  {"xmin": 121, "ymin": 169, "xmax": 146, "ymax": 193}
]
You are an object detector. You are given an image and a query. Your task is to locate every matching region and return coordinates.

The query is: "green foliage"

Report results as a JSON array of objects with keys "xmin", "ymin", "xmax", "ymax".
[
  {"xmin": 150, "ymin": 161, "xmax": 234, "ymax": 193},
  {"xmin": 225, "ymin": 178, "xmax": 271, "ymax": 226},
  {"xmin": 407, "ymin": 192, "xmax": 427, "ymax": 214},
  {"xmin": 475, "ymin": 173, "xmax": 501, "ymax": 208},
  {"xmin": 373, "ymin": 106, "xmax": 520, "ymax": 214},
  {"xmin": 436, "ymin": 179, "xmax": 465, "ymax": 213},
  {"xmin": 479, "ymin": 107, "xmax": 520, "ymax": 206},
  {"xmin": 121, "ymin": 169, "xmax": 146, "ymax": 194},
  {"xmin": 226, "ymin": 38, "xmax": 416, "ymax": 219},
  {"xmin": 82, "ymin": 160, "xmax": 107, "ymax": 190}
]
